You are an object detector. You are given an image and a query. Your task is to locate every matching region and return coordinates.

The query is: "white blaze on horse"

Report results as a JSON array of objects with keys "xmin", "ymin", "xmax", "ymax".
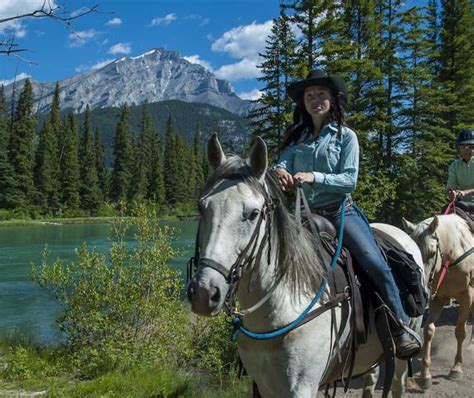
[
  {"xmin": 188, "ymin": 135, "xmax": 425, "ymax": 398},
  {"xmin": 402, "ymin": 214, "xmax": 474, "ymax": 389}
]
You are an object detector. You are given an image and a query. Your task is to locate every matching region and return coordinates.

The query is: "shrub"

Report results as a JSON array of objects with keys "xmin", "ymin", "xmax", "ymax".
[{"xmin": 32, "ymin": 202, "xmax": 193, "ymax": 377}]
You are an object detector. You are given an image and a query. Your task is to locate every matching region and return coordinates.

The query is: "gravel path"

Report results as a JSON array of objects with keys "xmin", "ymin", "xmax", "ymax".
[{"xmin": 325, "ymin": 304, "xmax": 473, "ymax": 397}]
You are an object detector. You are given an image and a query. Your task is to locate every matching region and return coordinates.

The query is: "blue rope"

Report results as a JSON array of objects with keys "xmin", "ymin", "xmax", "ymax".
[{"xmin": 231, "ymin": 196, "xmax": 347, "ymax": 341}]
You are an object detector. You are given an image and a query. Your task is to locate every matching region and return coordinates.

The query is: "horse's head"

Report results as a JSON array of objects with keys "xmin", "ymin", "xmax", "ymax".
[
  {"xmin": 187, "ymin": 134, "xmax": 270, "ymax": 316},
  {"xmin": 402, "ymin": 216, "xmax": 441, "ymax": 277}
]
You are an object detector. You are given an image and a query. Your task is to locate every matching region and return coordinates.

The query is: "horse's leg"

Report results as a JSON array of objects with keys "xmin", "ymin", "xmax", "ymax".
[
  {"xmin": 390, "ymin": 359, "xmax": 407, "ymax": 398},
  {"xmin": 449, "ymin": 293, "xmax": 471, "ymax": 380},
  {"xmin": 420, "ymin": 296, "xmax": 447, "ymax": 390},
  {"xmin": 361, "ymin": 366, "xmax": 379, "ymax": 398}
]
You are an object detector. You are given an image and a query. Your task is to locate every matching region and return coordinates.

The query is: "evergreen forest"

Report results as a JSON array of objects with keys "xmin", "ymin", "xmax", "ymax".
[
  {"xmin": 250, "ymin": 0, "xmax": 473, "ymax": 224},
  {"xmin": 0, "ymin": 0, "xmax": 473, "ymax": 225}
]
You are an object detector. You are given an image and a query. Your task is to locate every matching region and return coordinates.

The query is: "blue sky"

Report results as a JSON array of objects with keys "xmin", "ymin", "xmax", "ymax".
[{"xmin": 0, "ymin": 0, "xmax": 282, "ymax": 100}]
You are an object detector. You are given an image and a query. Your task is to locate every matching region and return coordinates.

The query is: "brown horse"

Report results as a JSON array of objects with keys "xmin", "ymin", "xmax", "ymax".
[{"xmin": 402, "ymin": 214, "xmax": 474, "ymax": 389}]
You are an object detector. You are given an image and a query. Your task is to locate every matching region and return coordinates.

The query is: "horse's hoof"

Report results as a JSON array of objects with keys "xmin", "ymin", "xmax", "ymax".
[
  {"xmin": 362, "ymin": 388, "xmax": 374, "ymax": 398},
  {"xmin": 448, "ymin": 369, "xmax": 463, "ymax": 380},
  {"xmin": 418, "ymin": 377, "xmax": 432, "ymax": 390}
]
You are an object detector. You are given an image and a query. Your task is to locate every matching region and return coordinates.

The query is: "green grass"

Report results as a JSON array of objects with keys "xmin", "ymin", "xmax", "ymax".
[
  {"xmin": 0, "ymin": 339, "xmax": 250, "ymax": 398},
  {"xmin": 0, "ymin": 364, "xmax": 250, "ymax": 398}
]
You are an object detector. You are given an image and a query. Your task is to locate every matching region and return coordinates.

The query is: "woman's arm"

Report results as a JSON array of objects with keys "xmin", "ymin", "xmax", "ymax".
[{"xmin": 274, "ymin": 145, "xmax": 296, "ymax": 190}]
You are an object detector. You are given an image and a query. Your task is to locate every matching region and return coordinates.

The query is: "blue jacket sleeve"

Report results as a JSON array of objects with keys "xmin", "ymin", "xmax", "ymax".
[
  {"xmin": 315, "ymin": 129, "xmax": 359, "ymax": 193},
  {"xmin": 275, "ymin": 145, "xmax": 295, "ymax": 174}
]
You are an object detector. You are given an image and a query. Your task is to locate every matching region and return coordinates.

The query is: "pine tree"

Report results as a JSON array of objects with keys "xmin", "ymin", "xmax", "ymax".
[
  {"xmin": 192, "ymin": 125, "xmax": 205, "ymax": 199},
  {"xmin": 148, "ymin": 130, "xmax": 165, "ymax": 206},
  {"xmin": 34, "ymin": 120, "xmax": 60, "ymax": 213},
  {"xmin": 439, "ymin": 0, "xmax": 474, "ymax": 133},
  {"xmin": 178, "ymin": 133, "xmax": 194, "ymax": 203},
  {"xmin": 9, "ymin": 79, "xmax": 36, "ymax": 208},
  {"xmin": 50, "ymin": 83, "xmax": 62, "ymax": 159},
  {"xmin": 129, "ymin": 102, "xmax": 153, "ymax": 202},
  {"xmin": 110, "ymin": 104, "xmax": 133, "ymax": 203},
  {"xmin": 249, "ymin": 10, "xmax": 298, "ymax": 154},
  {"xmin": 393, "ymin": 5, "xmax": 453, "ymax": 222},
  {"xmin": 0, "ymin": 85, "xmax": 18, "ymax": 208},
  {"xmin": 163, "ymin": 115, "xmax": 177, "ymax": 205},
  {"xmin": 79, "ymin": 105, "xmax": 101, "ymax": 214},
  {"xmin": 94, "ymin": 127, "xmax": 108, "ymax": 200},
  {"xmin": 60, "ymin": 112, "xmax": 80, "ymax": 211}
]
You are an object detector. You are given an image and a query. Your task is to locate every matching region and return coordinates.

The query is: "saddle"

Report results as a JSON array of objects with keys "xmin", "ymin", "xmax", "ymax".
[
  {"xmin": 303, "ymin": 214, "xmax": 409, "ymax": 398},
  {"xmin": 450, "ymin": 203, "xmax": 474, "ymax": 232}
]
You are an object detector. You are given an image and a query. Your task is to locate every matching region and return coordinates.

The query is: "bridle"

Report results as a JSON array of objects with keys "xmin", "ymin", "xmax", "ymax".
[
  {"xmin": 187, "ymin": 177, "xmax": 279, "ymax": 315},
  {"xmin": 426, "ymin": 232, "xmax": 474, "ymax": 297}
]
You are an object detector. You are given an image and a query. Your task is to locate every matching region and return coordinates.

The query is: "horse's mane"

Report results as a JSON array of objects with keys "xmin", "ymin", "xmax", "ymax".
[
  {"xmin": 204, "ymin": 156, "xmax": 326, "ymax": 295},
  {"xmin": 414, "ymin": 214, "xmax": 471, "ymax": 239}
]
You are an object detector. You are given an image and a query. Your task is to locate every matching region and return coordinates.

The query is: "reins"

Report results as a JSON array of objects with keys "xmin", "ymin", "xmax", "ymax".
[
  {"xmin": 187, "ymin": 180, "xmax": 348, "ymax": 341},
  {"xmin": 231, "ymin": 188, "xmax": 347, "ymax": 341},
  {"xmin": 427, "ymin": 203, "xmax": 474, "ymax": 296}
]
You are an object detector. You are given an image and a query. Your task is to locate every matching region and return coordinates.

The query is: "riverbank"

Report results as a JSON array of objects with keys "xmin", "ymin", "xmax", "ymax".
[{"xmin": 0, "ymin": 215, "xmax": 185, "ymax": 227}]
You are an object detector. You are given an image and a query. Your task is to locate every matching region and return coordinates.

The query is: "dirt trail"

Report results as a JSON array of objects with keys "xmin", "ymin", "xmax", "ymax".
[{"xmin": 326, "ymin": 305, "xmax": 473, "ymax": 397}]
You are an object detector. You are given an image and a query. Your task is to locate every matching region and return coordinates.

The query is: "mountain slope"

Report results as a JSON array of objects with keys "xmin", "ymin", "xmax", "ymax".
[{"xmin": 4, "ymin": 48, "xmax": 253, "ymax": 116}]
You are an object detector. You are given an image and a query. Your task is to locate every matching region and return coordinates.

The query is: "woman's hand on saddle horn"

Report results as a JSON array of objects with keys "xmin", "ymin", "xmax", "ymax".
[
  {"xmin": 293, "ymin": 172, "xmax": 315, "ymax": 185},
  {"xmin": 275, "ymin": 167, "xmax": 295, "ymax": 191}
]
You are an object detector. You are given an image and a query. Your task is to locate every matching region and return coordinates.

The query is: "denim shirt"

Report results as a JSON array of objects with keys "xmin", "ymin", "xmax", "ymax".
[{"xmin": 275, "ymin": 122, "xmax": 359, "ymax": 208}]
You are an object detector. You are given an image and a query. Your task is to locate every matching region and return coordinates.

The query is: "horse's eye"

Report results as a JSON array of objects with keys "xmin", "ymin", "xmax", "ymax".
[{"xmin": 248, "ymin": 209, "xmax": 260, "ymax": 221}]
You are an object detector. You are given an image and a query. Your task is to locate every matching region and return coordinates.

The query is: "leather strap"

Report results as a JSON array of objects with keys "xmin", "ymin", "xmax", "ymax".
[{"xmin": 374, "ymin": 304, "xmax": 395, "ymax": 398}]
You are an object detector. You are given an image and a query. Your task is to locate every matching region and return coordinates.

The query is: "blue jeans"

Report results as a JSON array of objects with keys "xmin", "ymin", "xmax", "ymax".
[{"xmin": 327, "ymin": 204, "xmax": 409, "ymax": 324}]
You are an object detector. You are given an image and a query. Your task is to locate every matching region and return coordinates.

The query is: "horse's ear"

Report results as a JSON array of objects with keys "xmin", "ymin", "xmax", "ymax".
[
  {"xmin": 428, "ymin": 216, "xmax": 439, "ymax": 234},
  {"xmin": 249, "ymin": 136, "xmax": 267, "ymax": 180},
  {"xmin": 207, "ymin": 133, "xmax": 226, "ymax": 170},
  {"xmin": 402, "ymin": 217, "xmax": 416, "ymax": 234}
]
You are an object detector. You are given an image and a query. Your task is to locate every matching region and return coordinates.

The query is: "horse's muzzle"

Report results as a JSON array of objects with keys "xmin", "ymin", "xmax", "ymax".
[{"xmin": 187, "ymin": 279, "xmax": 222, "ymax": 316}]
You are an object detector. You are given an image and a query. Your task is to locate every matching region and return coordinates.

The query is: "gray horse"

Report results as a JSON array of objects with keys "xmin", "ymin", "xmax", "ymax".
[{"xmin": 188, "ymin": 135, "xmax": 424, "ymax": 397}]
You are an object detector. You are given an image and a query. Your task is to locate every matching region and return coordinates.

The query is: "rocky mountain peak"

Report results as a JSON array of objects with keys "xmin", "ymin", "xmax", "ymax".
[{"xmin": 3, "ymin": 47, "xmax": 252, "ymax": 116}]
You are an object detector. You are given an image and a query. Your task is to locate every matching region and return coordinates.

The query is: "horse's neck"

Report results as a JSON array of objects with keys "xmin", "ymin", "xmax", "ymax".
[
  {"xmin": 439, "ymin": 217, "xmax": 473, "ymax": 259},
  {"xmin": 237, "ymin": 234, "xmax": 319, "ymax": 328}
]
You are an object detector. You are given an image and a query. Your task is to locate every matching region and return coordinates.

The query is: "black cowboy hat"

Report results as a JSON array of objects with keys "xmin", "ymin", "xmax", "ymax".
[{"xmin": 287, "ymin": 69, "xmax": 348, "ymax": 104}]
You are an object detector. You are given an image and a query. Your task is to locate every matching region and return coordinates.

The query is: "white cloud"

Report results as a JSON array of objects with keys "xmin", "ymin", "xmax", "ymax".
[
  {"xmin": 70, "ymin": 7, "xmax": 91, "ymax": 18},
  {"xmin": 238, "ymin": 88, "xmax": 262, "ymax": 101},
  {"xmin": 75, "ymin": 58, "xmax": 115, "ymax": 73},
  {"xmin": 0, "ymin": 1, "xmax": 55, "ymax": 37},
  {"xmin": 106, "ymin": 17, "xmax": 122, "ymax": 26},
  {"xmin": 184, "ymin": 14, "xmax": 209, "ymax": 26},
  {"xmin": 0, "ymin": 72, "xmax": 32, "ymax": 86},
  {"xmin": 108, "ymin": 43, "xmax": 131, "ymax": 55},
  {"xmin": 211, "ymin": 20, "xmax": 273, "ymax": 60},
  {"xmin": 183, "ymin": 55, "xmax": 213, "ymax": 72},
  {"xmin": 68, "ymin": 28, "xmax": 98, "ymax": 48},
  {"xmin": 214, "ymin": 58, "xmax": 261, "ymax": 81},
  {"xmin": 150, "ymin": 13, "xmax": 177, "ymax": 26}
]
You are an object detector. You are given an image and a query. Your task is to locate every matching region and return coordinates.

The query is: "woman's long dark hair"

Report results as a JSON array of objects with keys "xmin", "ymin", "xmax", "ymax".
[{"xmin": 281, "ymin": 90, "xmax": 347, "ymax": 149}]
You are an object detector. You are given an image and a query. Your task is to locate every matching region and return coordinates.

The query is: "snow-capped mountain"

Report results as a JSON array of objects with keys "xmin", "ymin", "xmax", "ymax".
[{"xmin": 3, "ymin": 48, "xmax": 254, "ymax": 116}]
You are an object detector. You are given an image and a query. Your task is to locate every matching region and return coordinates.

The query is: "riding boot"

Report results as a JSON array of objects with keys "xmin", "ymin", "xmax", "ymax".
[{"xmin": 391, "ymin": 323, "xmax": 422, "ymax": 360}]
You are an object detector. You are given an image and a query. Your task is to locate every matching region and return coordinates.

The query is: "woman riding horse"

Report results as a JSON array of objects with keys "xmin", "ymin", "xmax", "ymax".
[
  {"xmin": 447, "ymin": 128, "xmax": 474, "ymax": 214},
  {"xmin": 274, "ymin": 69, "xmax": 421, "ymax": 360}
]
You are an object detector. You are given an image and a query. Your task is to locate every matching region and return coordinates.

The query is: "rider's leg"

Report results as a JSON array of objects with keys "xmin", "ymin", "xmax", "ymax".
[{"xmin": 327, "ymin": 205, "xmax": 421, "ymax": 359}]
